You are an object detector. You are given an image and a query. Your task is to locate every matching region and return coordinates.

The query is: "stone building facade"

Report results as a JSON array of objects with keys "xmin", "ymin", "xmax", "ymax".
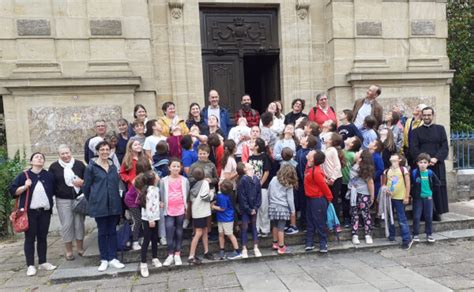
[{"xmin": 0, "ymin": 0, "xmax": 453, "ymax": 160}]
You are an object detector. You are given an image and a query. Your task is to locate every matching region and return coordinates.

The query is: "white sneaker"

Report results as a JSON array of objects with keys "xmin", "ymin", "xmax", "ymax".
[
  {"xmin": 365, "ymin": 235, "xmax": 373, "ymax": 244},
  {"xmin": 39, "ymin": 262, "xmax": 57, "ymax": 271},
  {"xmin": 254, "ymin": 247, "xmax": 262, "ymax": 257},
  {"xmin": 352, "ymin": 235, "xmax": 360, "ymax": 245},
  {"xmin": 140, "ymin": 263, "xmax": 149, "ymax": 278},
  {"xmin": 174, "ymin": 255, "xmax": 182, "ymax": 266},
  {"xmin": 160, "ymin": 237, "xmax": 167, "ymax": 246},
  {"xmin": 242, "ymin": 249, "xmax": 248, "ymax": 259},
  {"xmin": 163, "ymin": 255, "xmax": 174, "ymax": 266},
  {"xmin": 183, "ymin": 219, "xmax": 190, "ymax": 228},
  {"xmin": 26, "ymin": 265, "xmax": 37, "ymax": 276},
  {"xmin": 98, "ymin": 260, "xmax": 108, "ymax": 272},
  {"xmin": 132, "ymin": 241, "xmax": 141, "ymax": 251},
  {"xmin": 413, "ymin": 235, "xmax": 420, "ymax": 242},
  {"xmin": 108, "ymin": 259, "xmax": 125, "ymax": 269},
  {"xmin": 152, "ymin": 258, "xmax": 162, "ymax": 268}
]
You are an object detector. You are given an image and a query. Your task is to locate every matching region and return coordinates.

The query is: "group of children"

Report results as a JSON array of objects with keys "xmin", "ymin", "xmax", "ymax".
[{"xmin": 105, "ymin": 107, "xmax": 439, "ymax": 279}]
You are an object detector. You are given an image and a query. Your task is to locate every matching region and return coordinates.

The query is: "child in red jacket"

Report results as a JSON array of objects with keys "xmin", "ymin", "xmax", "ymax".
[{"xmin": 304, "ymin": 150, "xmax": 333, "ymax": 253}]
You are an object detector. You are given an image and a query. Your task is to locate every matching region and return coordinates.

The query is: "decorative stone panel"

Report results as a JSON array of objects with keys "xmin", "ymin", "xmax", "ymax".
[
  {"xmin": 17, "ymin": 19, "xmax": 50, "ymax": 36},
  {"xmin": 90, "ymin": 20, "xmax": 122, "ymax": 36},
  {"xmin": 356, "ymin": 21, "xmax": 382, "ymax": 36},
  {"xmin": 411, "ymin": 20, "xmax": 436, "ymax": 35}
]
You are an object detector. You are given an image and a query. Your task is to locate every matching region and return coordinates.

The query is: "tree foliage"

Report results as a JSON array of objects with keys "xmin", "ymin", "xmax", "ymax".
[{"xmin": 447, "ymin": 0, "xmax": 474, "ymax": 132}]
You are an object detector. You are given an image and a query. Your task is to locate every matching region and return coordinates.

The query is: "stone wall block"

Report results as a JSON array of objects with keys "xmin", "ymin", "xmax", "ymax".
[
  {"xmin": 90, "ymin": 19, "xmax": 122, "ymax": 36},
  {"xmin": 17, "ymin": 19, "xmax": 50, "ymax": 36},
  {"xmin": 411, "ymin": 20, "xmax": 435, "ymax": 35},
  {"xmin": 356, "ymin": 21, "xmax": 382, "ymax": 36}
]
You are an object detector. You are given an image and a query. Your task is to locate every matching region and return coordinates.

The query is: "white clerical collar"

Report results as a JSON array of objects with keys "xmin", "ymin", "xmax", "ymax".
[{"xmin": 423, "ymin": 123, "xmax": 433, "ymax": 127}]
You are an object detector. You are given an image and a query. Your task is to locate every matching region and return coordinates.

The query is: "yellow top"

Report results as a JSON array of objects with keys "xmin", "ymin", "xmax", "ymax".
[{"xmin": 386, "ymin": 167, "xmax": 406, "ymax": 200}]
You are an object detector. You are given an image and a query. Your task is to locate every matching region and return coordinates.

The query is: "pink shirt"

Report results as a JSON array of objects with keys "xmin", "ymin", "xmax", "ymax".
[{"xmin": 167, "ymin": 177, "xmax": 185, "ymax": 216}]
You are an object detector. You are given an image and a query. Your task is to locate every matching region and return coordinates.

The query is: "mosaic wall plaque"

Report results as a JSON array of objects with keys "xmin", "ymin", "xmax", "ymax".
[
  {"xmin": 380, "ymin": 96, "xmax": 435, "ymax": 117},
  {"xmin": 28, "ymin": 105, "xmax": 122, "ymax": 156}
]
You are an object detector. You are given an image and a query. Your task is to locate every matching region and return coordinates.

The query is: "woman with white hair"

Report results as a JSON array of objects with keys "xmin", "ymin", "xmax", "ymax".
[{"xmin": 48, "ymin": 144, "xmax": 86, "ymax": 260}]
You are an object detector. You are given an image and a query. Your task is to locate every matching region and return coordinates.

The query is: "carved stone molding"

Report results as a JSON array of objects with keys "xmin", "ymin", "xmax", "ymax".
[
  {"xmin": 296, "ymin": 0, "xmax": 310, "ymax": 20},
  {"xmin": 169, "ymin": 0, "xmax": 184, "ymax": 19}
]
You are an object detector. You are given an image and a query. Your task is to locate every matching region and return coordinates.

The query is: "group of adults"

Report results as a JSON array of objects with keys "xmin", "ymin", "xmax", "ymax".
[{"xmin": 10, "ymin": 84, "xmax": 449, "ymax": 276}]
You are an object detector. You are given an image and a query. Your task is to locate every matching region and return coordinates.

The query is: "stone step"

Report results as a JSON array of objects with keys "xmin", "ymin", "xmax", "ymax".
[
  {"xmin": 81, "ymin": 212, "xmax": 474, "ymax": 263},
  {"xmin": 49, "ymin": 228, "xmax": 474, "ymax": 284}
]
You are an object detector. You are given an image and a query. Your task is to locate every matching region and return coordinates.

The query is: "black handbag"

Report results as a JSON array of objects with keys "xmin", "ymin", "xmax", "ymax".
[{"xmin": 72, "ymin": 194, "xmax": 88, "ymax": 215}]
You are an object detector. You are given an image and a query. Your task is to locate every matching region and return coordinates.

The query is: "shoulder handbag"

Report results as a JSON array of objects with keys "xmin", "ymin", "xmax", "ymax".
[
  {"xmin": 72, "ymin": 194, "xmax": 88, "ymax": 216},
  {"xmin": 10, "ymin": 171, "xmax": 30, "ymax": 233}
]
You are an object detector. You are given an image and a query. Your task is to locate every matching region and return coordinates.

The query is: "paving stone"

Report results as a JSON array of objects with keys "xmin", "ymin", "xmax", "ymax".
[
  {"xmin": 438, "ymin": 229, "xmax": 474, "ymax": 239},
  {"xmin": 168, "ymin": 276, "xmax": 204, "ymax": 292},
  {"xmin": 277, "ymin": 272, "xmax": 325, "ymax": 291},
  {"xmin": 381, "ymin": 266, "xmax": 452, "ymax": 291},
  {"xmin": 231, "ymin": 261, "xmax": 270, "ymax": 275},
  {"xmin": 202, "ymin": 273, "xmax": 240, "ymax": 288},
  {"xmin": 132, "ymin": 282, "xmax": 167, "ymax": 292},
  {"xmin": 326, "ymin": 283, "xmax": 379, "ymax": 292},
  {"xmin": 435, "ymin": 275, "xmax": 474, "ymax": 290},
  {"xmin": 267, "ymin": 259, "xmax": 305, "ymax": 274},
  {"xmin": 236, "ymin": 271, "xmax": 288, "ymax": 291},
  {"xmin": 411, "ymin": 265, "xmax": 458, "ymax": 278},
  {"xmin": 372, "ymin": 280, "xmax": 407, "ymax": 290},
  {"xmin": 444, "ymin": 261, "xmax": 474, "ymax": 276},
  {"xmin": 308, "ymin": 267, "xmax": 365, "ymax": 287},
  {"xmin": 382, "ymin": 288, "xmax": 414, "ymax": 292}
]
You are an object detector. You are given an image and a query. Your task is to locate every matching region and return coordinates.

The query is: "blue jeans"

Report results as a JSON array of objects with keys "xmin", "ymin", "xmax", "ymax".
[
  {"xmin": 165, "ymin": 215, "xmax": 184, "ymax": 255},
  {"xmin": 95, "ymin": 215, "xmax": 119, "ymax": 261},
  {"xmin": 389, "ymin": 199, "xmax": 411, "ymax": 244},
  {"xmin": 241, "ymin": 213, "xmax": 258, "ymax": 247},
  {"xmin": 413, "ymin": 197, "xmax": 433, "ymax": 236},
  {"xmin": 305, "ymin": 197, "xmax": 328, "ymax": 249}
]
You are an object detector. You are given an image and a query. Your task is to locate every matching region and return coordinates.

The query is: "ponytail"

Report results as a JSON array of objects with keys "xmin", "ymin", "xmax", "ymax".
[{"xmin": 222, "ymin": 140, "xmax": 236, "ymax": 170}]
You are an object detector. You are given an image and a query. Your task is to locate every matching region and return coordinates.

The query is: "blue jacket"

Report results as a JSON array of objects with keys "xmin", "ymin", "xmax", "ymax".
[
  {"xmin": 411, "ymin": 168, "xmax": 440, "ymax": 200},
  {"xmin": 9, "ymin": 169, "xmax": 55, "ymax": 212},
  {"xmin": 237, "ymin": 175, "xmax": 262, "ymax": 215},
  {"xmin": 83, "ymin": 158, "xmax": 122, "ymax": 218},
  {"xmin": 201, "ymin": 106, "xmax": 233, "ymax": 137},
  {"xmin": 372, "ymin": 152, "xmax": 384, "ymax": 196}
]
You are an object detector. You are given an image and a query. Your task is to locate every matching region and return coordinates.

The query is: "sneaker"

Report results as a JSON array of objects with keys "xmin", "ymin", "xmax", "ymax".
[
  {"xmin": 26, "ymin": 265, "xmax": 37, "ymax": 276},
  {"xmin": 285, "ymin": 226, "xmax": 299, "ymax": 235},
  {"xmin": 277, "ymin": 246, "xmax": 287, "ymax": 255},
  {"xmin": 242, "ymin": 249, "xmax": 248, "ymax": 259},
  {"xmin": 39, "ymin": 262, "xmax": 57, "ymax": 271},
  {"xmin": 183, "ymin": 218, "xmax": 190, "ymax": 228},
  {"xmin": 227, "ymin": 251, "xmax": 242, "ymax": 260},
  {"xmin": 413, "ymin": 235, "xmax": 420, "ymax": 242},
  {"xmin": 365, "ymin": 235, "xmax": 373, "ymax": 244},
  {"xmin": 152, "ymin": 258, "xmax": 162, "ymax": 268},
  {"xmin": 352, "ymin": 235, "xmax": 360, "ymax": 245},
  {"xmin": 319, "ymin": 245, "xmax": 328, "ymax": 253},
  {"xmin": 272, "ymin": 242, "xmax": 279, "ymax": 250},
  {"xmin": 254, "ymin": 247, "xmax": 262, "ymax": 257},
  {"xmin": 204, "ymin": 252, "xmax": 215, "ymax": 260},
  {"xmin": 402, "ymin": 240, "xmax": 414, "ymax": 251},
  {"xmin": 174, "ymin": 255, "xmax": 182, "ymax": 266},
  {"xmin": 160, "ymin": 237, "xmax": 167, "ymax": 246},
  {"xmin": 140, "ymin": 263, "xmax": 149, "ymax": 278},
  {"xmin": 427, "ymin": 236, "xmax": 436, "ymax": 243},
  {"xmin": 163, "ymin": 255, "xmax": 174, "ymax": 266},
  {"xmin": 258, "ymin": 232, "xmax": 269, "ymax": 238},
  {"xmin": 98, "ymin": 260, "xmax": 108, "ymax": 272},
  {"xmin": 109, "ymin": 259, "xmax": 125, "ymax": 269},
  {"xmin": 343, "ymin": 218, "xmax": 351, "ymax": 228},
  {"xmin": 187, "ymin": 257, "xmax": 202, "ymax": 265},
  {"xmin": 132, "ymin": 241, "xmax": 141, "ymax": 251},
  {"xmin": 305, "ymin": 246, "xmax": 315, "ymax": 252},
  {"xmin": 218, "ymin": 250, "xmax": 226, "ymax": 260}
]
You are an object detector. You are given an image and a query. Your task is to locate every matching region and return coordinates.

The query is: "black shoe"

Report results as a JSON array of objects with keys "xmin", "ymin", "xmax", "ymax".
[
  {"xmin": 204, "ymin": 252, "xmax": 215, "ymax": 260},
  {"xmin": 402, "ymin": 240, "xmax": 414, "ymax": 251},
  {"xmin": 187, "ymin": 257, "xmax": 202, "ymax": 265}
]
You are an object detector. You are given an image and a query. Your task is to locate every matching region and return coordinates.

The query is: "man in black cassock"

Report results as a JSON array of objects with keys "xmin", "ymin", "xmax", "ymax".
[{"xmin": 411, "ymin": 107, "xmax": 449, "ymax": 220}]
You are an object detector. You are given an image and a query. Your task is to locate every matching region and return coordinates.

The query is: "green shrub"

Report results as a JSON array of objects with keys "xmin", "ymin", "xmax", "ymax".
[{"xmin": 0, "ymin": 148, "xmax": 27, "ymax": 237}]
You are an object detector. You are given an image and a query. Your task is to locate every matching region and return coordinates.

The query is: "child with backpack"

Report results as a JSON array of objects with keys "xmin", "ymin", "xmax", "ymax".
[
  {"xmin": 188, "ymin": 167, "xmax": 214, "ymax": 264},
  {"xmin": 152, "ymin": 140, "xmax": 170, "ymax": 245},
  {"xmin": 159, "ymin": 158, "xmax": 189, "ymax": 266},
  {"xmin": 268, "ymin": 164, "xmax": 298, "ymax": 254},
  {"xmin": 411, "ymin": 153, "xmax": 440, "ymax": 243},
  {"xmin": 212, "ymin": 179, "xmax": 242, "ymax": 260},
  {"xmin": 134, "ymin": 171, "xmax": 162, "ymax": 278},
  {"xmin": 382, "ymin": 153, "xmax": 413, "ymax": 250},
  {"xmin": 349, "ymin": 149, "xmax": 375, "ymax": 245},
  {"xmin": 237, "ymin": 162, "xmax": 262, "ymax": 258}
]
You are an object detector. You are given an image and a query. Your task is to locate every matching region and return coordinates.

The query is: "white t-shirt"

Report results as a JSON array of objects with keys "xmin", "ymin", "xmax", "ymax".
[
  {"xmin": 219, "ymin": 156, "xmax": 237, "ymax": 189},
  {"xmin": 143, "ymin": 135, "xmax": 166, "ymax": 157},
  {"xmin": 228, "ymin": 126, "xmax": 251, "ymax": 156},
  {"xmin": 30, "ymin": 181, "xmax": 51, "ymax": 210}
]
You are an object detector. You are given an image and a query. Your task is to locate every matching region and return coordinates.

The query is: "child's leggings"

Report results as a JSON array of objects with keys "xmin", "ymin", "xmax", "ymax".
[
  {"xmin": 241, "ymin": 213, "xmax": 258, "ymax": 247},
  {"xmin": 129, "ymin": 207, "xmax": 142, "ymax": 241},
  {"xmin": 141, "ymin": 220, "xmax": 158, "ymax": 263},
  {"xmin": 350, "ymin": 193, "xmax": 372, "ymax": 236}
]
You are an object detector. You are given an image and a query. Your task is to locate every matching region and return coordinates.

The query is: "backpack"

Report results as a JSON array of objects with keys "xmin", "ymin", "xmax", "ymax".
[
  {"xmin": 116, "ymin": 221, "xmax": 132, "ymax": 251},
  {"xmin": 383, "ymin": 166, "xmax": 408, "ymax": 188},
  {"xmin": 153, "ymin": 159, "xmax": 170, "ymax": 178}
]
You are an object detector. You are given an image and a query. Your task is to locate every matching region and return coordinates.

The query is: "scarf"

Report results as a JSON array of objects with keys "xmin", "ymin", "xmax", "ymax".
[{"xmin": 58, "ymin": 158, "xmax": 80, "ymax": 194}]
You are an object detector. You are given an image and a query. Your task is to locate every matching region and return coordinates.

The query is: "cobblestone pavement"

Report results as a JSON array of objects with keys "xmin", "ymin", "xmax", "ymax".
[{"xmin": 0, "ymin": 235, "xmax": 473, "ymax": 292}]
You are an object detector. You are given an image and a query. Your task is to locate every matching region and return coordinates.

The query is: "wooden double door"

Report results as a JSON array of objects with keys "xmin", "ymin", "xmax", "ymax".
[{"xmin": 200, "ymin": 8, "xmax": 281, "ymax": 114}]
